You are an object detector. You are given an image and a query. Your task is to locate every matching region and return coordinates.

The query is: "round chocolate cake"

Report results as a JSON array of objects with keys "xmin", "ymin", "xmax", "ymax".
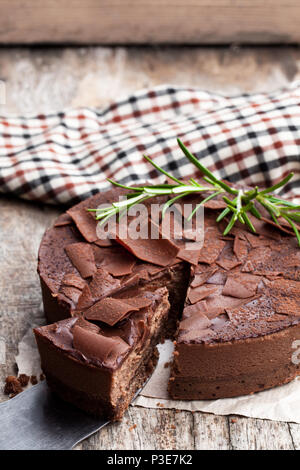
[{"xmin": 34, "ymin": 186, "xmax": 300, "ymax": 419}]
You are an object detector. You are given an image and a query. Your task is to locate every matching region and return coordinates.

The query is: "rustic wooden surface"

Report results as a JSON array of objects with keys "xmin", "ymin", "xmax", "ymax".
[
  {"xmin": 0, "ymin": 46, "xmax": 300, "ymax": 450},
  {"xmin": 0, "ymin": 0, "xmax": 300, "ymax": 45}
]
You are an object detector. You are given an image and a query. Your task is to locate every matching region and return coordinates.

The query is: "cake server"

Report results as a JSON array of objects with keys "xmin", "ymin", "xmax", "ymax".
[{"xmin": 0, "ymin": 380, "xmax": 139, "ymax": 450}]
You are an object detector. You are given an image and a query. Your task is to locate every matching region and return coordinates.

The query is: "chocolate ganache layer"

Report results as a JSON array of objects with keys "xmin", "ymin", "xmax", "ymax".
[{"xmin": 35, "ymin": 185, "xmax": 300, "ymax": 419}]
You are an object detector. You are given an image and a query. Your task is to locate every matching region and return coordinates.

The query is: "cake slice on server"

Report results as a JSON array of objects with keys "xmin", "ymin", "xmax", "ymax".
[{"xmin": 34, "ymin": 287, "xmax": 170, "ymax": 421}]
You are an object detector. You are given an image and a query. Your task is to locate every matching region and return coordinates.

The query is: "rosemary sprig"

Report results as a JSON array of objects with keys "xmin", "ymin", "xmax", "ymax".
[{"xmin": 88, "ymin": 139, "xmax": 300, "ymax": 246}]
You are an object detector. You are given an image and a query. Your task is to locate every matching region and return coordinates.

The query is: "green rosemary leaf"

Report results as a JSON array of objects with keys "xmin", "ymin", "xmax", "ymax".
[
  {"xmin": 284, "ymin": 212, "xmax": 300, "ymax": 223},
  {"xmin": 203, "ymin": 176, "xmax": 217, "ymax": 186},
  {"xmin": 161, "ymin": 192, "xmax": 190, "ymax": 219},
  {"xmin": 222, "ymin": 196, "xmax": 237, "ymax": 209},
  {"xmin": 257, "ymin": 197, "xmax": 281, "ymax": 218},
  {"xmin": 112, "ymin": 193, "xmax": 147, "ymax": 209},
  {"xmin": 238, "ymin": 214, "xmax": 245, "ymax": 224},
  {"xmin": 87, "ymin": 140, "xmax": 297, "ymax": 246},
  {"xmin": 143, "ymin": 187, "xmax": 174, "ymax": 195},
  {"xmin": 223, "ymin": 213, "xmax": 237, "ymax": 236},
  {"xmin": 177, "ymin": 138, "xmax": 237, "ymax": 195},
  {"xmin": 143, "ymin": 155, "xmax": 183, "ymax": 185},
  {"xmin": 242, "ymin": 212, "xmax": 256, "ymax": 233},
  {"xmin": 216, "ymin": 207, "xmax": 231, "ymax": 223},
  {"xmin": 259, "ymin": 172, "xmax": 294, "ymax": 195},
  {"xmin": 282, "ymin": 215, "xmax": 300, "ymax": 246},
  {"xmin": 270, "ymin": 213, "xmax": 279, "ymax": 224},
  {"xmin": 249, "ymin": 204, "xmax": 262, "ymax": 220},
  {"xmin": 172, "ymin": 185, "xmax": 211, "ymax": 194},
  {"xmin": 187, "ymin": 191, "xmax": 222, "ymax": 221},
  {"xmin": 106, "ymin": 179, "xmax": 144, "ymax": 191}
]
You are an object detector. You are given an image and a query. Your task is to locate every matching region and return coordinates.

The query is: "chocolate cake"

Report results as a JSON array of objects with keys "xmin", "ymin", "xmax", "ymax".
[{"xmin": 34, "ymin": 186, "xmax": 300, "ymax": 420}]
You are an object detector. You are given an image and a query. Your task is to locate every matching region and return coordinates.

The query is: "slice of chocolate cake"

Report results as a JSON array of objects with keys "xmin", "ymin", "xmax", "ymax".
[
  {"xmin": 34, "ymin": 287, "xmax": 169, "ymax": 420},
  {"xmin": 35, "ymin": 184, "xmax": 300, "ymax": 419}
]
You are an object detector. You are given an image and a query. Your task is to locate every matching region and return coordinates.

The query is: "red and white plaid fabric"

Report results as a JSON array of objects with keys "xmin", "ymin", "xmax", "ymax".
[{"xmin": 0, "ymin": 84, "xmax": 299, "ymax": 205}]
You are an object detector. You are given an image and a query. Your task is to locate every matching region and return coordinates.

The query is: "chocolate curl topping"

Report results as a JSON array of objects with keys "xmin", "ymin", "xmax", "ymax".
[
  {"xmin": 114, "ymin": 219, "xmax": 180, "ymax": 267},
  {"xmin": 84, "ymin": 295, "xmax": 153, "ymax": 326},
  {"xmin": 65, "ymin": 242, "xmax": 96, "ymax": 279},
  {"xmin": 67, "ymin": 206, "xmax": 98, "ymax": 243},
  {"xmin": 222, "ymin": 273, "xmax": 260, "ymax": 299},
  {"xmin": 73, "ymin": 325, "xmax": 130, "ymax": 366}
]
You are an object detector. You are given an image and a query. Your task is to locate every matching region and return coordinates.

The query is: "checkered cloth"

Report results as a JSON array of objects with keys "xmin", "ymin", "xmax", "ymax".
[{"xmin": 0, "ymin": 84, "xmax": 299, "ymax": 206}]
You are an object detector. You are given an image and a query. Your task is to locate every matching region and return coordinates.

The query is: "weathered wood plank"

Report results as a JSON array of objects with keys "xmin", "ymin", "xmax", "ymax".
[
  {"xmin": 78, "ymin": 407, "xmax": 195, "ymax": 450},
  {"xmin": 0, "ymin": 198, "xmax": 59, "ymax": 403},
  {"xmin": 0, "ymin": 46, "xmax": 299, "ymax": 116},
  {"xmin": 0, "ymin": 0, "xmax": 300, "ymax": 44},
  {"xmin": 193, "ymin": 412, "xmax": 230, "ymax": 450},
  {"xmin": 288, "ymin": 423, "xmax": 300, "ymax": 450},
  {"xmin": 228, "ymin": 416, "xmax": 295, "ymax": 450}
]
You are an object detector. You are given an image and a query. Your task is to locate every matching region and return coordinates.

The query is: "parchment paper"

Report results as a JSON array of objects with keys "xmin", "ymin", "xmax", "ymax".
[
  {"xmin": 134, "ymin": 340, "xmax": 300, "ymax": 424},
  {"xmin": 16, "ymin": 330, "xmax": 300, "ymax": 424}
]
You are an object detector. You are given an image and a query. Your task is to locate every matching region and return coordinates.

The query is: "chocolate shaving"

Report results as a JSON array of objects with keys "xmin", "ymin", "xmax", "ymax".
[
  {"xmin": 120, "ymin": 273, "xmax": 141, "ymax": 289},
  {"xmin": 75, "ymin": 317, "xmax": 100, "ymax": 333},
  {"xmin": 93, "ymin": 247, "xmax": 136, "ymax": 276},
  {"xmin": 123, "ymin": 295, "xmax": 153, "ymax": 309},
  {"xmin": 216, "ymin": 243, "xmax": 241, "ymax": 271},
  {"xmin": 89, "ymin": 267, "xmax": 121, "ymax": 300},
  {"xmin": 85, "ymin": 297, "xmax": 139, "ymax": 325},
  {"xmin": 194, "ymin": 291, "xmax": 253, "ymax": 318},
  {"xmin": 114, "ymin": 219, "xmax": 179, "ymax": 267},
  {"xmin": 67, "ymin": 206, "xmax": 98, "ymax": 243},
  {"xmin": 198, "ymin": 231, "xmax": 226, "ymax": 265},
  {"xmin": 177, "ymin": 245, "xmax": 202, "ymax": 266},
  {"xmin": 203, "ymin": 198, "xmax": 227, "ymax": 210},
  {"xmin": 188, "ymin": 285, "xmax": 219, "ymax": 304},
  {"xmin": 94, "ymin": 238, "xmax": 113, "ymax": 247},
  {"xmin": 244, "ymin": 232, "xmax": 271, "ymax": 248},
  {"xmin": 180, "ymin": 311, "xmax": 212, "ymax": 332},
  {"xmin": 267, "ymin": 314, "xmax": 290, "ymax": 322},
  {"xmin": 142, "ymin": 263, "xmax": 167, "ymax": 276},
  {"xmin": 59, "ymin": 286, "xmax": 82, "ymax": 304},
  {"xmin": 73, "ymin": 325, "xmax": 130, "ymax": 365},
  {"xmin": 61, "ymin": 273, "xmax": 86, "ymax": 290},
  {"xmin": 65, "ymin": 242, "xmax": 96, "ymax": 279},
  {"xmin": 274, "ymin": 298, "xmax": 300, "ymax": 316},
  {"xmin": 222, "ymin": 273, "xmax": 261, "ymax": 299},
  {"xmin": 178, "ymin": 310, "xmax": 213, "ymax": 342},
  {"xmin": 76, "ymin": 285, "xmax": 94, "ymax": 311},
  {"xmin": 233, "ymin": 236, "xmax": 248, "ymax": 261},
  {"xmin": 191, "ymin": 266, "xmax": 218, "ymax": 288},
  {"xmin": 54, "ymin": 213, "xmax": 73, "ymax": 227},
  {"xmin": 206, "ymin": 269, "xmax": 227, "ymax": 286},
  {"xmin": 183, "ymin": 302, "xmax": 209, "ymax": 319}
]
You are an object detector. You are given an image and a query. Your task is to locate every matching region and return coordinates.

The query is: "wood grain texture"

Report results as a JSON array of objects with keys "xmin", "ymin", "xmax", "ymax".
[
  {"xmin": 0, "ymin": 46, "xmax": 299, "ymax": 115},
  {"xmin": 1, "ymin": 45, "xmax": 300, "ymax": 450},
  {"xmin": 0, "ymin": 0, "xmax": 300, "ymax": 44},
  {"xmin": 228, "ymin": 417, "xmax": 295, "ymax": 450}
]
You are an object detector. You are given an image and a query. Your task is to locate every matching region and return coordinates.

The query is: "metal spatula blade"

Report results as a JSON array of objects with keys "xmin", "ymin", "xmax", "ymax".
[{"xmin": 0, "ymin": 381, "xmax": 110, "ymax": 450}]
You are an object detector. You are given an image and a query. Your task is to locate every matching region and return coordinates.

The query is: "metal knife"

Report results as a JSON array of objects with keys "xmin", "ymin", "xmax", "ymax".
[{"xmin": 0, "ymin": 381, "xmax": 123, "ymax": 450}]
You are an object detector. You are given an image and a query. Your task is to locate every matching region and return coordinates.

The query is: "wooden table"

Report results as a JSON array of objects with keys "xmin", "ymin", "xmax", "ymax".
[{"xmin": 1, "ymin": 46, "xmax": 300, "ymax": 450}]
